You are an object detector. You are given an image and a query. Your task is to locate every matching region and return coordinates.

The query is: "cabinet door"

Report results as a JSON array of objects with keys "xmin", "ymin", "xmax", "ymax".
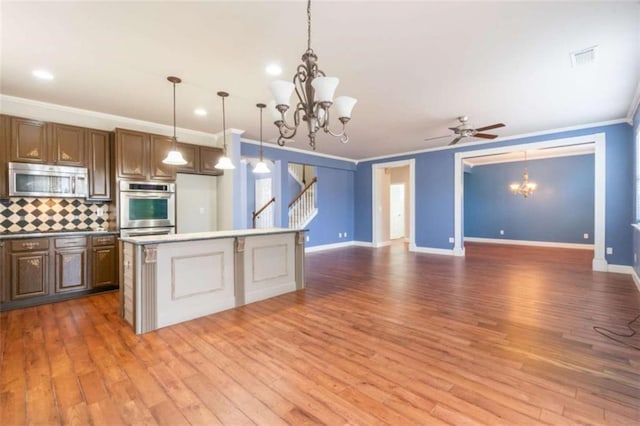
[
  {"xmin": 87, "ymin": 129, "xmax": 112, "ymax": 200},
  {"xmin": 175, "ymin": 142, "xmax": 198, "ymax": 174},
  {"xmin": 54, "ymin": 247, "xmax": 88, "ymax": 293},
  {"xmin": 9, "ymin": 116, "xmax": 48, "ymax": 163},
  {"xmin": 52, "ymin": 123, "xmax": 85, "ymax": 166},
  {"xmin": 10, "ymin": 251, "xmax": 49, "ymax": 300},
  {"xmin": 199, "ymin": 146, "xmax": 224, "ymax": 176},
  {"xmin": 0, "ymin": 241, "xmax": 5, "ymax": 303},
  {"xmin": 116, "ymin": 129, "xmax": 148, "ymax": 180},
  {"xmin": 149, "ymin": 135, "xmax": 176, "ymax": 181},
  {"xmin": 91, "ymin": 245, "xmax": 117, "ymax": 288},
  {"xmin": 0, "ymin": 116, "xmax": 8, "ymax": 198}
]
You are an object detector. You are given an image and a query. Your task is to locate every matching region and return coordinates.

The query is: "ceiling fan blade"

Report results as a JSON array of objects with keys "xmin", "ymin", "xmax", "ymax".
[
  {"xmin": 448, "ymin": 136, "xmax": 463, "ymax": 146},
  {"xmin": 474, "ymin": 133, "xmax": 498, "ymax": 140},
  {"xmin": 424, "ymin": 134, "xmax": 452, "ymax": 142},
  {"xmin": 475, "ymin": 123, "xmax": 505, "ymax": 132}
]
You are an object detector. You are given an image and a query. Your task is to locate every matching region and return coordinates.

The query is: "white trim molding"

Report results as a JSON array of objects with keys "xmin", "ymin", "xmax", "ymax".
[
  {"xmin": 454, "ymin": 133, "xmax": 607, "ymax": 272},
  {"xmin": 305, "ymin": 241, "xmax": 355, "ymax": 253},
  {"xmin": 464, "ymin": 237, "xmax": 594, "ymax": 250},
  {"xmin": 409, "ymin": 244, "xmax": 456, "ymax": 256},
  {"xmin": 241, "ymin": 137, "xmax": 357, "ymax": 164},
  {"xmin": 352, "ymin": 241, "xmax": 374, "ymax": 248},
  {"xmin": 631, "ymin": 268, "xmax": 640, "ymax": 293}
]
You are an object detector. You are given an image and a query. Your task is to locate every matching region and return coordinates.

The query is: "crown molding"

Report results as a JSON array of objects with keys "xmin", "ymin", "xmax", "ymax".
[
  {"xmin": 627, "ymin": 79, "xmax": 640, "ymax": 124},
  {"xmin": 0, "ymin": 94, "xmax": 222, "ymax": 145},
  {"xmin": 357, "ymin": 118, "xmax": 628, "ymax": 163},
  {"xmin": 241, "ymin": 137, "xmax": 357, "ymax": 164}
]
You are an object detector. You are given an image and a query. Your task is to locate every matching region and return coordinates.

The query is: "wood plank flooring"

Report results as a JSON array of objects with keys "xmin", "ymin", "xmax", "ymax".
[{"xmin": 1, "ymin": 242, "xmax": 639, "ymax": 425}]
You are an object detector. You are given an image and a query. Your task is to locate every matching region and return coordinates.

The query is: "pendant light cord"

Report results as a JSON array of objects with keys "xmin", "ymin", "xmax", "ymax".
[
  {"xmin": 222, "ymin": 95, "xmax": 227, "ymax": 155},
  {"xmin": 307, "ymin": 0, "xmax": 312, "ymax": 51},
  {"xmin": 259, "ymin": 107, "xmax": 264, "ymax": 161}
]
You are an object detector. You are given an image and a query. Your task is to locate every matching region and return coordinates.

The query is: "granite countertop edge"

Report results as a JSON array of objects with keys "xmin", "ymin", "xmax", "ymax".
[
  {"xmin": 120, "ymin": 228, "xmax": 307, "ymax": 245},
  {"xmin": 0, "ymin": 230, "xmax": 119, "ymax": 240}
]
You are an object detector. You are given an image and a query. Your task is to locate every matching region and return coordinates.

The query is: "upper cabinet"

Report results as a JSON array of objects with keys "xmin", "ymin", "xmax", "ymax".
[
  {"xmin": 0, "ymin": 116, "xmax": 8, "ymax": 198},
  {"xmin": 115, "ymin": 129, "xmax": 175, "ymax": 181},
  {"xmin": 175, "ymin": 142, "xmax": 223, "ymax": 176},
  {"xmin": 51, "ymin": 123, "xmax": 85, "ymax": 166},
  {"xmin": 87, "ymin": 129, "xmax": 112, "ymax": 201},
  {"xmin": 9, "ymin": 116, "xmax": 48, "ymax": 163}
]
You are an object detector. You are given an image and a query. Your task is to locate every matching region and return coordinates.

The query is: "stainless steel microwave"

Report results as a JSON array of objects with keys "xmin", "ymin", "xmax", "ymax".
[{"xmin": 8, "ymin": 162, "xmax": 88, "ymax": 198}]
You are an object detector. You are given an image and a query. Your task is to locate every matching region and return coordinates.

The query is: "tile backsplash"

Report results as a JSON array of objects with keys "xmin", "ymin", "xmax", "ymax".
[{"xmin": 0, "ymin": 198, "xmax": 112, "ymax": 233}]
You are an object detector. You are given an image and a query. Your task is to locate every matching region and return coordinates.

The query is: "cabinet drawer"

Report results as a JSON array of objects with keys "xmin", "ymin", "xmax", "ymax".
[
  {"xmin": 92, "ymin": 235, "xmax": 116, "ymax": 247},
  {"xmin": 54, "ymin": 236, "xmax": 87, "ymax": 248},
  {"xmin": 10, "ymin": 238, "xmax": 49, "ymax": 252}
]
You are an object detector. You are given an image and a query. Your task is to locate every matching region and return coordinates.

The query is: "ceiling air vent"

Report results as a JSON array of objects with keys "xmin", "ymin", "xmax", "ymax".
[{"xmin": 570, "ymin": 46, "xmax": 598, "ymax": 68}]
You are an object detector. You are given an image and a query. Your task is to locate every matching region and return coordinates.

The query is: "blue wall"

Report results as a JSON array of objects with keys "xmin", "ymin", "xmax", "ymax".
[
  {"xmin": 241, "ymin": 142, "xmax": 355, "ymax": 247},
  {"xmin": 464, "ymin": 155, "xmax": 594, "ymax": 243},
  {"xmin": 632, "ymin": 105, "xmax": 640, "ymax": 277},
  {"xmin": 356, "ymin": 123, "xmax": 634, "ymax": 265}
]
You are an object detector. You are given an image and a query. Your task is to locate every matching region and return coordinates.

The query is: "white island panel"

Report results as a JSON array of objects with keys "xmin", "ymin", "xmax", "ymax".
[
  {"xmin": 156, "ymin": 238, "xmax": 235, "ymax": 328},
  {"xmin": 243, "ymin": 234, "xmax": 296, "ymax": 304}
]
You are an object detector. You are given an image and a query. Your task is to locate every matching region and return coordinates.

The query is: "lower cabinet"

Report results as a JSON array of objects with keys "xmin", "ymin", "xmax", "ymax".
[
  {"xmin": 91, "ymin": 235, "xmax": 117, "ymax": 288},
  {"xmin": 54, "ymin": 237, "xmax": 88, "ymax": 293},
  {"xmin": 0, "ymin": 234, "xmax": 118, "ymax": 310}
]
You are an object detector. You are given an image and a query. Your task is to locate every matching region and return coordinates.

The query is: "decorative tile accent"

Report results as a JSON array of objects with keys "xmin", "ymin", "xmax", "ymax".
[{"xmin": 0, "ymin": 198, "xmax": 112, "ymax": 233}]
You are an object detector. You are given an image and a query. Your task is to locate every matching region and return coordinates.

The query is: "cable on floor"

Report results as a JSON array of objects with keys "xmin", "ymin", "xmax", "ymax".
[{"xmin": 593, "ymin": 312, "xmax": 640, "ymax": 351}]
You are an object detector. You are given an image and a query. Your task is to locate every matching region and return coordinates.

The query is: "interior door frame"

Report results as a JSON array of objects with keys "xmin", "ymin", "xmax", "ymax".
[
  {"xmin": 453, "ymin": 132, "xmax": 606, "ymax": 271},
  {"xmin": 372, "ymin": 159, "xmax": 415, "ymax": 248},
  {"xmin": 389, "ymin": 183, "xmax": 406, "ymax": 239}
]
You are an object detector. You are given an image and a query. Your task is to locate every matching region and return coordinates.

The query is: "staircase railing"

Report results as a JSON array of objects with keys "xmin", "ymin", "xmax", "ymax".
[
  {"xmin": 289, "ymin": 177, "xmax": 317, "ymax": 229},
  {"xmin": 253, "ymin": 197, "xmax": 276, "ymax": 229}
]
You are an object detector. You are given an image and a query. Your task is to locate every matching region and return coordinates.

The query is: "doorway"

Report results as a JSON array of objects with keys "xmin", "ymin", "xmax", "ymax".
[{"xmin": 372, "ymin": 159, "xmax": 415, "ymax": 248}]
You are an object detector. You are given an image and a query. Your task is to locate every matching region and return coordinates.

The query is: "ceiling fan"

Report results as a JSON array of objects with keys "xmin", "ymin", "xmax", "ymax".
[{"xmin": 424, "ymin": 116, "xmax": 505, "ymax": 146}]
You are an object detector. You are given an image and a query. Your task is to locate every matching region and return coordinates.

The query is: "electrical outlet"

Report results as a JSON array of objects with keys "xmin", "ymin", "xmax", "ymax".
[
  {"xmin": 448, "ymin": 237, "xmax": 454, "ymax": 243},
  {"xmin": 338, "ymin": 232, "xmax": 343, "ymax": 238},
  {"xmin": 634, "ymin": 253, "xmax": 637, "ymax": 264},
  {"xmin": 583, "ymin": 233, "xmax": 589, "ymax": 239},
  {"xmin": 97, "ymin": 207, "xmax": 104, "ymax": 217},
  {"xmin": 606, "ymin": 247, "xmax": 613, "ymax": 255},
  {"xmin": 306, "ymin": 236, "xmax": 310, "ymax": 242},
  {"xmin": 500, "ymin": 230, "xmax": 505, "ymax": 235},
  {"xmin": 344, "ymin": 232, "xmax": 348, "ymax": 238}
]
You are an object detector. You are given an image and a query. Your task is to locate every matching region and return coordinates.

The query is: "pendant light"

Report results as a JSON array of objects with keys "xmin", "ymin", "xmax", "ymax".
[
  {"xmin": 162, "ymin": 76, "xmax": 188, "ymax": 165},
  {"xmin": 214, "ymin": 91, "xmax": 235, "ymax": 170},
  {"xmin": 253, "ymin": 103, "xmax": 270, "ymax": 174}
]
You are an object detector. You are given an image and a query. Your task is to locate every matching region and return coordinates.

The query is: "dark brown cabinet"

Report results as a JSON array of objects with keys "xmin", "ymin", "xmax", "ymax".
[
  {"xmin": 87, "ymin": 129, "xmax": 112, "ymax": 201},
  {"xmin": 115, "ymin": 129, "xmax": 176, "ymax": 181},
  {"xmin": 54, "ymin": 237, "xmax": 88, "ymax": 293},
  {"xmin": 175, "ymin": 142, "xmax": 223, "ymax": 176},
  {"xmin": 0, "ymin": 116, "xmax": 8, "ymax": 198},
  {"xmin": 9, "ymin": 238, "xmax": 50, "ymax": 300},
  {"xmin": 9, "ymin": 116, "xmax": 48, "ymax": 163},
  {"xmin": 52, "ymin": 123, "xmax": 85, "ymax": 166},
  {"xmin": 91, "ymin": 235, "xmax": 117, "ymax": 288}
]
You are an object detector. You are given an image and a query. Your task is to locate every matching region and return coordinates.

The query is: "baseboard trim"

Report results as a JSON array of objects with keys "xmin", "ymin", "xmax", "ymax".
[
  {"xmin": 409, "ymin": 245, "xmax": 455, "ymax": 256},
  {"xmin": 631, "ymin": 267, "xmax": 640, "ymax": 293},
  {"xmin": 464, "ymin": 237, "xmax": 594, "ymax": 250},
  {"xmin": 373, "ymin": 241, "xmax": 392, "ymax": 248},
  {"xmin": 305, "ymin": 241, "xmax": 354, "ymax": 253},
  {"xmin": 352, "ymin": 241, "xmax": 374, "ymax": 248}
]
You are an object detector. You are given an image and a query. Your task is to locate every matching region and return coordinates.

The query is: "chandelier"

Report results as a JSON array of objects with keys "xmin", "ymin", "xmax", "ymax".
[
  {"xmin": 268, "ymin": 0, "xmax": 357, "ymax": 150},
  {"xmin": 510, "ymin": 151, "xmax": 537, "ymax": 198}
]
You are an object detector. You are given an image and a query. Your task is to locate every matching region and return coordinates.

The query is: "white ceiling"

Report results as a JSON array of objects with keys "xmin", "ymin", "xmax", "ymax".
[{"xmin": 1, "ymin": 1, "xmax": 638, "ymax": 160}]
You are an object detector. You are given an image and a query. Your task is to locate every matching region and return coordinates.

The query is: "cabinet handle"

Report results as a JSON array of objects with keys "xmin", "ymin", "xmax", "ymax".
[{"xmin": 21, "ymin": 242, "xmax": 37, "ymax": 249}]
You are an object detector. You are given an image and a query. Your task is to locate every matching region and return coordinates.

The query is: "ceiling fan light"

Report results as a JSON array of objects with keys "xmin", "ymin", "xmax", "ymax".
[
  {"xmin": 253, "ymin": 161, "xmax": 270, "ymax": 174},
  {"xmin": 163, "ymin": 149, "xmax": 187, "ymax": 165},
  {"xmin": 311, "ymin": 76, "xmax": 339, "ymax": 102},
  {"xmin": 334, "ymin": 96, "xmax": 357, "ymax": 118},
  {"xmin": 269, "ymin": 80, "xmax": 295, "ymax": 107},
  {"xmin": 215, "ymin": 155, "xmax": 235, "ymax": 170}
]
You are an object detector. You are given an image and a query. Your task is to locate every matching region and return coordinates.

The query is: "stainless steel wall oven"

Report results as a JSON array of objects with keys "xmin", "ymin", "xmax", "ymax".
[{"xmin": 119, "ymin": 181, "xmax": 175, "ymax": 236}]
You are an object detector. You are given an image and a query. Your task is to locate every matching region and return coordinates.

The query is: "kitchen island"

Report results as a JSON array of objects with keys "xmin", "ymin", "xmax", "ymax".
[{"xmin": 119, "ymin": 228, "xmax": 306, "ymax": 334}]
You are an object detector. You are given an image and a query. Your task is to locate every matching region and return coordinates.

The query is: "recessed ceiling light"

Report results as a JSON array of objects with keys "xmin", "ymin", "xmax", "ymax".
[
  {"xmin": 194, "ymin": 108, "xmax": 207, "ymax": 116},
  {"xmin": 265, "ymin": 63, "xmax": 282, "ymax": 76},
  {"xmin": 32, "ymin": 69, "xmax": 54, "ymax": 80}
]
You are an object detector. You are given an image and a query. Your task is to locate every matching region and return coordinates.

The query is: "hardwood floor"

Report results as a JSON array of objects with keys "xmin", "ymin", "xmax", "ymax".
[{"xmin": 1, "ymin": 242, "xmax": 639, "ymax": 425}]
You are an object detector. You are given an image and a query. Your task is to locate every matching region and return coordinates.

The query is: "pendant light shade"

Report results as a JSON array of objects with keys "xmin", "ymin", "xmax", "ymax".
[
  {"xmin": 215, "ymin": 91, "xmax": 235, "ymax": 170},
  {"xmin": 253, "ymin": 103, "xmax": 270, "ymax": 174},
  {"xmin": 163, "ymin": 76, "xmax": 187, "ymax": 166}
]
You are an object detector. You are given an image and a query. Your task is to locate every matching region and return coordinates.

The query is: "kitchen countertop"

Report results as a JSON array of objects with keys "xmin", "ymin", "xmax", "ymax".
[
  {"xmin": 120, "ymin": 227, "xmax": 305, "ymax": 245},
  {"xmin": 0, "ymin": 229, "xmax": 119, "ymax": 240}
]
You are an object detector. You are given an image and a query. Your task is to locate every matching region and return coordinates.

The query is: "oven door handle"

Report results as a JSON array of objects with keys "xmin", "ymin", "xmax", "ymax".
[
  {"xmin": 123, "ymin": 193, "xmax": 173, "ymax": 199},
  {"xmin": 123, "ymin": 228, "xmax": 174, "ymax": 237}
]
